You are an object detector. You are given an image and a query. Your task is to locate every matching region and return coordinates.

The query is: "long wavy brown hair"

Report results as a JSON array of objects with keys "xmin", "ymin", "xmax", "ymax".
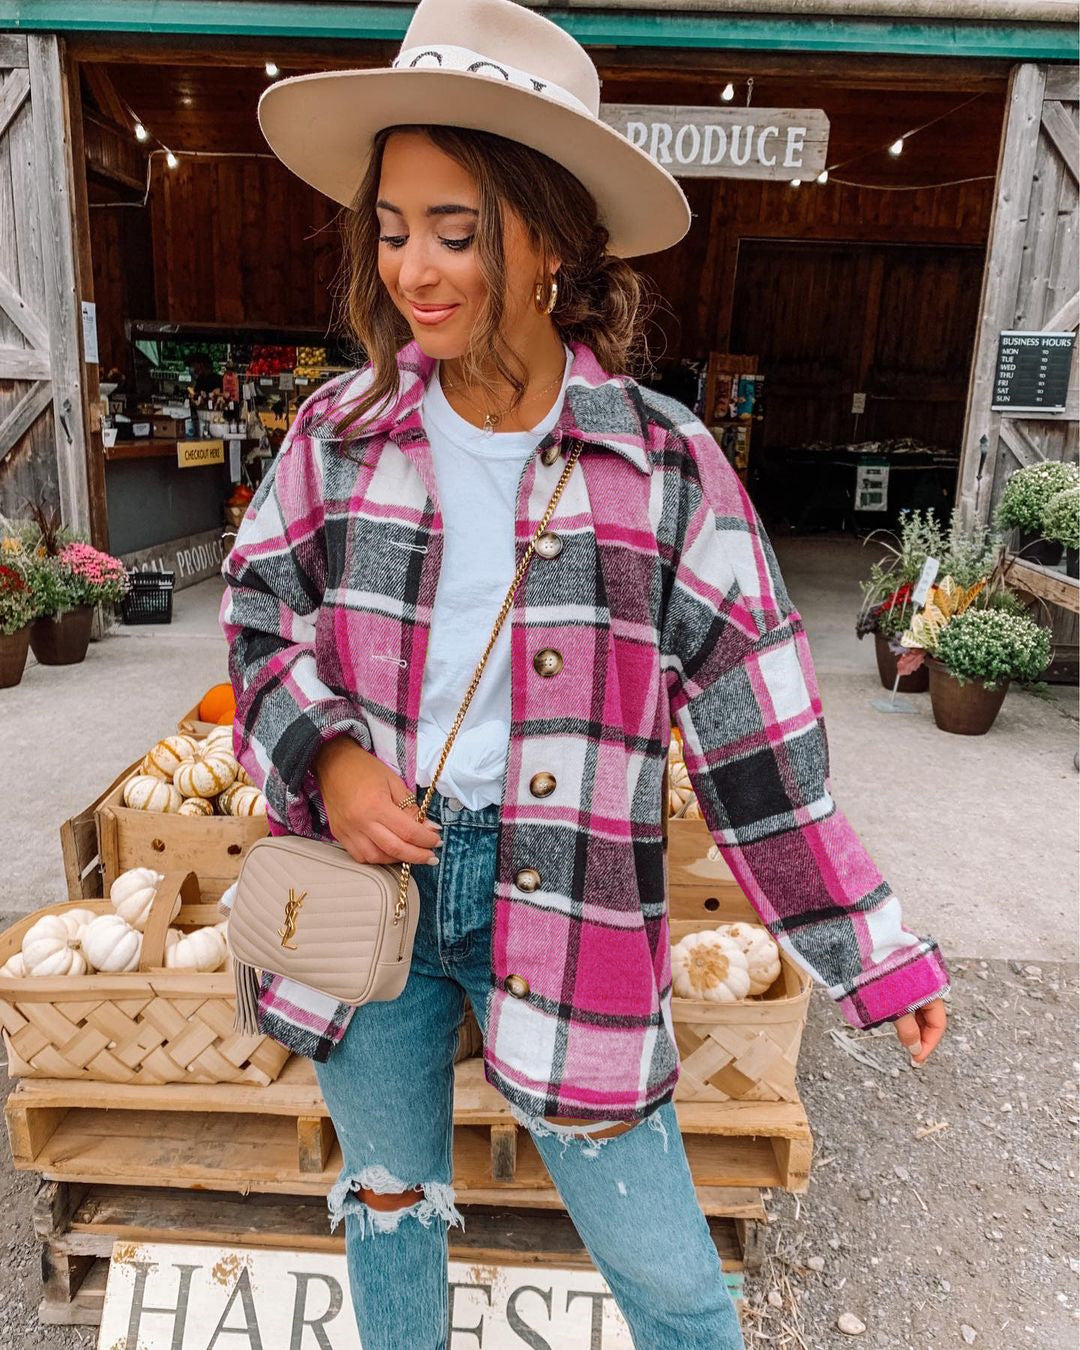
[{"xmin": 329, "ymin": 124, "xmax": 652, "ymax": 440}]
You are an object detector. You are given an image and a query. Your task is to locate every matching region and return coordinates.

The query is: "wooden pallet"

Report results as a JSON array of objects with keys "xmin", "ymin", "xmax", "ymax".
[
  {"xmin": 5, "ymin": 1053, "xmax": 811, "ymax": 1204},
  {"xmin": 31, "ymin": 1179, "xmax": 760, "ymax": 1326}
]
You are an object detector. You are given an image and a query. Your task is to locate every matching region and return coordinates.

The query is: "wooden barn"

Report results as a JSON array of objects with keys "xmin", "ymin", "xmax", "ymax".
[{"xmin": 0, "ymin": 1, "xmax": 1077, "ymax": 619}]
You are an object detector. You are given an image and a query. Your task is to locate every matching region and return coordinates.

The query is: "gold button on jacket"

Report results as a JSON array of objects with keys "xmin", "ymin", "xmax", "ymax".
[
  {"xmin": 504, "ymin": 973, "xmax": 530, "ymax": 999},
  {"xmin": 540, "ymin": 443, "xmax": 561, "ymax": 466},
  {"xmin": 529, "ymin": 771, "xmax": 557, "ymax": 798},
  {"xmin": 515, "ymin": 867, "xmax": 542, "ymax": 892},
  {"xmin": 533, "ymin": 648, "xmax": 563, "ymax": 677}
]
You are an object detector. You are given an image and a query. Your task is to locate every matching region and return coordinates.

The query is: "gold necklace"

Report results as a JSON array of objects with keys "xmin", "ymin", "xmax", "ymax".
[{"xmin": 440, "ymin": 365, "xmax": 565, "ymax": 433}]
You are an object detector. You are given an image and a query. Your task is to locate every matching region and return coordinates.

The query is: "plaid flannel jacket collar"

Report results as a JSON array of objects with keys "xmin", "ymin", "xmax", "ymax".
[{"xmin": 333, "ymin": 340, "xmax": 654, "ymax": 476}]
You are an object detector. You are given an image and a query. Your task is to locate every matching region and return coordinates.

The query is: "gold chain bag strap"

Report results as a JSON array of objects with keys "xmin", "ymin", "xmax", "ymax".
[{"xmin": 227, "ymin": 440, "xmax": 584, "ymax": 1033}]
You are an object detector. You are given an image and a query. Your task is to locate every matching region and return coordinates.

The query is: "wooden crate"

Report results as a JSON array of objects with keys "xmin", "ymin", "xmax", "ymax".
[
  {"xmin": 5, "ymin": 1053, "xmax": 811, "ymax": 1202},
  {"xmin": 177, "ymin": 702, "xmax": 220, "ymax": 739},
  {"xmin": 96, "ymin": 760, "xmax": 267, "ymax": 899},
  {"xmin": 30, "ymin": 1179, "xmax": 755, "ymax": 1326},
  {"xmin": 59, "ymin": 762, "xmax": 134, "ymax": 901}
]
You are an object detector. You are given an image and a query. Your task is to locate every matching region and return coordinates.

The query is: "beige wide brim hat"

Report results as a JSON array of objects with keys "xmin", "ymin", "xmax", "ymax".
[{"xmin": 258, "ymin": 0, "xmax": 691, "ymax": 259}]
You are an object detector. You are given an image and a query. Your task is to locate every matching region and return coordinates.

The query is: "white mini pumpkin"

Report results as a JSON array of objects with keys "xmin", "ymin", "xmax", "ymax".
[
  {"xmin": 178, "ymin": 796, "xmax": 214, "ymax": 818},
  {"xmin": 671, "ymin": 931, "xmax": 750, "ymax": 1002},
  {"xmin": 667, "ymin": 759, "xmax": 696, "ymax": 818},
  {"xmin": 234, "ymin": 765, "xmax": 254, "ymax": 787},
  {"xmin": 202, "ymin": 724, "xmax": 235, "ymax": 752},
  {"xmin": 174, "ymin": 745, "xmax": 238, "ymax": 799},
  {"xmin": 60, "ymin": 907, "xmax": 96, "ymax": 939},
  {"xmin": 0, "ymin": 951, "xmax": 26, "ymax": 977},
  {"xmin": 109, "ymin": 867, "xmax": 174, "ymax": 933},
  {"xmin": 141, "ymin": 734, "xmax": 199, "ymax": 782},
  {"xmin": 123, "ymin": 774, "xmax": 183, "ymax": 813},
  {"xmin": 218, "ymin": 783, "xmax": 268, "ymax": 817},
  {"xmin": 719, "ymin": 922, "xmax": 781, "ymax": 996},
  {"xmin": 81, "ymin": 914, "xmax": 143, "ymax": 973},
  {"xmin": 163, "ymin": 924, "xmax": 228, "ymax": 972},
  {"xmin": 21, "ymin": 915, "xmax": 88, "ymax": 977}
]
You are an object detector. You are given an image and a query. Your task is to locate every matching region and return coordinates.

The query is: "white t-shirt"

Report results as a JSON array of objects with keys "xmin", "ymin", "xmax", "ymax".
[{"xmin": 416, "ymin": 348, "xmax": 573, "ymax": 807}]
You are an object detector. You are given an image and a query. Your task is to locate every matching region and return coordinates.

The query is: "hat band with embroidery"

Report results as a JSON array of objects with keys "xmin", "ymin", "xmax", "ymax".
[{"xmin": 392, "ymin": 44, "xmax": 593, "ymax": 116}]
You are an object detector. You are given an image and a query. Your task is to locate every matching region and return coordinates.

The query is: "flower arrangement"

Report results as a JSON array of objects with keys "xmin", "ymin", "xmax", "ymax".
[
  {"xmin": 1042, "ymin": 486, "xmax": 1080, "ymax": 553},
  {"xmin": 57, "ymin": 541, "xmax": 128, "ymax": 607},
  {"xmin": 857, "ymin": 509, "xmax": 1001, "ymax": 640},
  {"xmin": 933, "ymin": 608, "xmax": 1051, "ymax": 690},
  {"xmin": 995, "ymin": 461, "xmax": 1080, "ymax": 536},
  {"xmin": 0, "ymin": 560, "xmax": 35, "ymax": 636}
]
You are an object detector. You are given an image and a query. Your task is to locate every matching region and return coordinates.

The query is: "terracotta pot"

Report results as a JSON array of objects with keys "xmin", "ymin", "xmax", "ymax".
[
  {"xmin": 1066, "ymin": 548, "xmax": 1079, "ymax": 580},
  {"xmin": 927, "ymin": 658, "xmax": 1009, "ymax": 736},
  {"xmin": 873, "ymin": 632, "xmax": 929, "ymax": 693},
  {"xmin": 29, "ymin": 605, "xmax": 94, "ymax": 666},
  {"xmin": 1016, "ymin": 529, "xmax": 1063, "ymax": 567},
  {"xmin": 0, "ymin": 626, "xmax": 31, "ymax": 688}
]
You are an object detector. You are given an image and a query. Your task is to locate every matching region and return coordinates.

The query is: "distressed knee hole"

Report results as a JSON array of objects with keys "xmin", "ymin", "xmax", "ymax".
[{"xmin": 327, "ymin": 1165, "xmax": 463, "ymax": 1238}]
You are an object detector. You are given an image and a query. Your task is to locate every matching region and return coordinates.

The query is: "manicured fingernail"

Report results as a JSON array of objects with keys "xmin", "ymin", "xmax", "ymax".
[{"xmin": 910, "ymin": 1055, "xmax": 923, "ymax": 1068}]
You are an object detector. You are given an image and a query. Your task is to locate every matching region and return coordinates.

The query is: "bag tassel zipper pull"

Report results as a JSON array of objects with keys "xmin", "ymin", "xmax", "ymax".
[{"xmin": 232, "ymin": 958, "xmax": 261, "ymax": 1036}]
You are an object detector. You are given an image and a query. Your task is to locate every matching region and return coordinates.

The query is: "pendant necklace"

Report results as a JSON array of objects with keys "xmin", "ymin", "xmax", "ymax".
[{"xmin": 441, "ymin": 365, "xmax": 565, "ymax": 434}]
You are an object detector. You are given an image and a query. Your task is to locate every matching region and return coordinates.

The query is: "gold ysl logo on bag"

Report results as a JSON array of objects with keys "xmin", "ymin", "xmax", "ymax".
[{"xmin": 278, "ymin": 888, "xmax": 307, "ymax": 949}]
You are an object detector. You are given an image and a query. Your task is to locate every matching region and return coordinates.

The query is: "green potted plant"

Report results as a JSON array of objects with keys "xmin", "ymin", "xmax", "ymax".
[
  {"xmin": 0, "ymin": 553, "xmax": 38, "ymax": 688},
  {"xmin": 857, "ymin": 509, "xmax": 1000, "ymax": 693},
  {"xmin": 926, "ymin": 606, "xmax": 1051, "ymax": 735},
  {"xmin": 1042, "ymin": 485, "xmax": 1079, "ymax": 579},
  {"xmin": 995, "ymin": 460, "xmax": 1079, "ymax": 566}
]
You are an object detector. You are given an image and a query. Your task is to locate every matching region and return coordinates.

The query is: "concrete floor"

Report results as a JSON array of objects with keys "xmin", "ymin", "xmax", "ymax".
[{"xmin": 2, "ymin": 535, "xmax": 1077, "ymax": 965}]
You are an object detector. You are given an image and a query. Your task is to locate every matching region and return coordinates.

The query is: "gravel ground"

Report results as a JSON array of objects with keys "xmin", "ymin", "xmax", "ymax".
[
  {"xmin": 746, "ymin": 960, "xmax": 1079, "ymax": 1350},
  {"xmin": 1, "ymin": 957, "xmax": 1075, "ymax": 1348}
]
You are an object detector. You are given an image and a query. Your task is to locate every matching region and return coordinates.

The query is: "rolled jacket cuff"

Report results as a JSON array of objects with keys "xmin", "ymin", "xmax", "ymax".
[{"xmin": 835, "ymin": 941, "xmax": 950, "ymax": 1030}]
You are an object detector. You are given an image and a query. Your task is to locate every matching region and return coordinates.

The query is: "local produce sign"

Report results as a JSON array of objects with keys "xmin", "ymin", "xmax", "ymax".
[
  {"xmin": 601, "ymin": 104, "xmax": 829, "ymax": 179},
  {"xmin": 98, "ymin": 1242, "xmax": 635, "ymax": 1348}
]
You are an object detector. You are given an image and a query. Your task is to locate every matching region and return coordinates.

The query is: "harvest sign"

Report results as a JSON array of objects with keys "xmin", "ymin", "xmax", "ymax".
[
  {"xmin": 601, "ymin": 105, "xmax": 830, "ymax": 179},
  {"xmin": 97, "ymin": 1241, "xmax": 637, "ymax": 1348}
]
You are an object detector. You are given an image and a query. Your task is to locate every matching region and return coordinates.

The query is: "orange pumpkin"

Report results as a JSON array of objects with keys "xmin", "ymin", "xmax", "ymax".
[
  {"xmin": 198, "ymin": 682, "xmax": 236, "ymax": 723},
  {"xmin": 216, "ymin": 711, "xmax": 234, "ymax": 726}
]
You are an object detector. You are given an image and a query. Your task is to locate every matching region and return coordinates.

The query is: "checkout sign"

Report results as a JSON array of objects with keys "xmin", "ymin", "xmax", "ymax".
[
  {"xmin": 177, "ymin": 439, "xmax": 225, "ymax": 469},
  {"xmin": 97, "ymin": 1242, "xmax": 634, "ymax": 1348}
]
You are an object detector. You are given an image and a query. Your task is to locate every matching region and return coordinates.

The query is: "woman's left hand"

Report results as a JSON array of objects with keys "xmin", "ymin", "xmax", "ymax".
[{"xmin": 892, "ymin": 998, "xmax": 948, "ymax": 1066}]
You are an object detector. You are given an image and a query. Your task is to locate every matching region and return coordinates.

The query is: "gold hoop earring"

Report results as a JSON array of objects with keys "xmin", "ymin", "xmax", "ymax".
[{"xmin": 534, "ymin": 277, "xmax": 558, "ymax": 315}]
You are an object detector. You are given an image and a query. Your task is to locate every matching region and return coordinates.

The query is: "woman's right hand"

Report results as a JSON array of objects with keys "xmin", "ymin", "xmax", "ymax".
[{"xmin": 313, "ymin": 737, "xmax": 442, "ymax": 866}]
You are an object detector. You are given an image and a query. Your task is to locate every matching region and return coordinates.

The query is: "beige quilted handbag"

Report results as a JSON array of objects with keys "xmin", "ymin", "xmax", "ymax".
[{"xmin": 227, "ymin": 440, "xmax": 583, "ymax": 1032}]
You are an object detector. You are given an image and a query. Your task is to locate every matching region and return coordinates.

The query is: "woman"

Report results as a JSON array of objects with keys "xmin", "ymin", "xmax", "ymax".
[{"xmin": 222, "ymin": 2, "xmax": 949, "ymax": 1346}]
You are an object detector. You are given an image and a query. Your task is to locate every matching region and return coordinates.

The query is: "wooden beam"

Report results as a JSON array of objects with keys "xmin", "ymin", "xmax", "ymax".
[
  {"xmin": 64, "ymin": 44, "xmax": 111, "ymax": 549},
  {"xmin": 0, "ymin": 68, "xmax": 30, "ymax": 140},
  {"xmin": 1041, "ymin": 98, "xmax": 1080, "ymax": 182},
  {"xmin": 956, "ymin": 63, "xmax": 1047, "ymax": 528},
  {"xmin": 80, "ymin": 62, "xmax": 130, "ymax": 129},
  {"xmin": 0, "ymin": 346, "xmax": 50, "ymax": 380},
  {"xmin": 1043, "ymin": 290, "xmax": 1080, "ymax": 334},
  {"xmin": 0, "ymin": 381, "xmax": 52, "ymax": 465},
  {"xmin": 0, "ymin": 271, "xmax": 50, "ymax": 352},
  {"xmin": 82, "ymin": 112, "xmax": 147, "ymax": 193},
  {"xmin": 1043, "ymin": 64, "xmax": 1079, "ymax": 101},
  {"xmin": 997, "ymin": 417, "xmax": 1047, "ymax": 468},
  {"xmin": 0, "ymin": 35, "xmax": 29, "ymax": 69},
  {"xmin": 27, "ymin": 35, "xmax": 92, "ymax": 536},
  {"xmin": 1006, "ymin": 555, "xmax": 1080, "ymax": 613}
]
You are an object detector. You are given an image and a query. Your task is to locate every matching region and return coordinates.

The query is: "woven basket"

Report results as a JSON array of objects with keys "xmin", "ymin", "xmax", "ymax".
[
  {"xmin": 0, "ymin": 872, "xmax": 289, "ymax": 1087},
  {"xmin": 668, "ymin": 889, "xmax": 812, "ymax": 1104}
]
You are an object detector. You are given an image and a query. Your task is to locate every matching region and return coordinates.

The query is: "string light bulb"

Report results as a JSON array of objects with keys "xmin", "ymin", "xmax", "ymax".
[
  {"xmin": 265, "ymin": 61, "xmax": 280, "ymax": 78},
  {"xmin": 790, "ymin": 179, "xmax": 802, "ymax": 188},
  {"xmin": 889, "ymin": 137, "xmax": 905, "ymax": 157},
  {"xmin": 721, "ymin": 82, "xmax": 734, "ymax": 102},
  {"xmin": 816, "ymin": 169, "xmax": 829, "ymax": 184},
  {"xmin": 165, "ymin": 150, "xmax": 179, "ymax": 169},
  {"xmin": 134, "ymin": 121, "xmax": 148, "ymax": 142}
]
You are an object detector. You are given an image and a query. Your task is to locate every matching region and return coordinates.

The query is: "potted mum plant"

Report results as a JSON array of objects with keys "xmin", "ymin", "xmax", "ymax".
[
  {"xmin": 20, "ymin": 502, "xmax": 128, "ymax": 666},
  {"xmin": 0, "ymin": 555, "xmax": 37, "ymax": 688},
  {"xmin": 1042, "ymin": 486, "xmax": 1079, "ymax": 579},
  {"xmin": 926, "ymin": 607, "xmax": 1051, "ymax": 735},
  {"xmin": 995, "ymin": 460, "xmax": 1080, "ymax": 566}
]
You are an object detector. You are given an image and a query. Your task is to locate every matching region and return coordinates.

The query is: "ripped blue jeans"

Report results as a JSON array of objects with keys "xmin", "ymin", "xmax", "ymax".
[{"xmin": 314, "ymin": 791, "xmax": 743, "ymax": 1350}]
